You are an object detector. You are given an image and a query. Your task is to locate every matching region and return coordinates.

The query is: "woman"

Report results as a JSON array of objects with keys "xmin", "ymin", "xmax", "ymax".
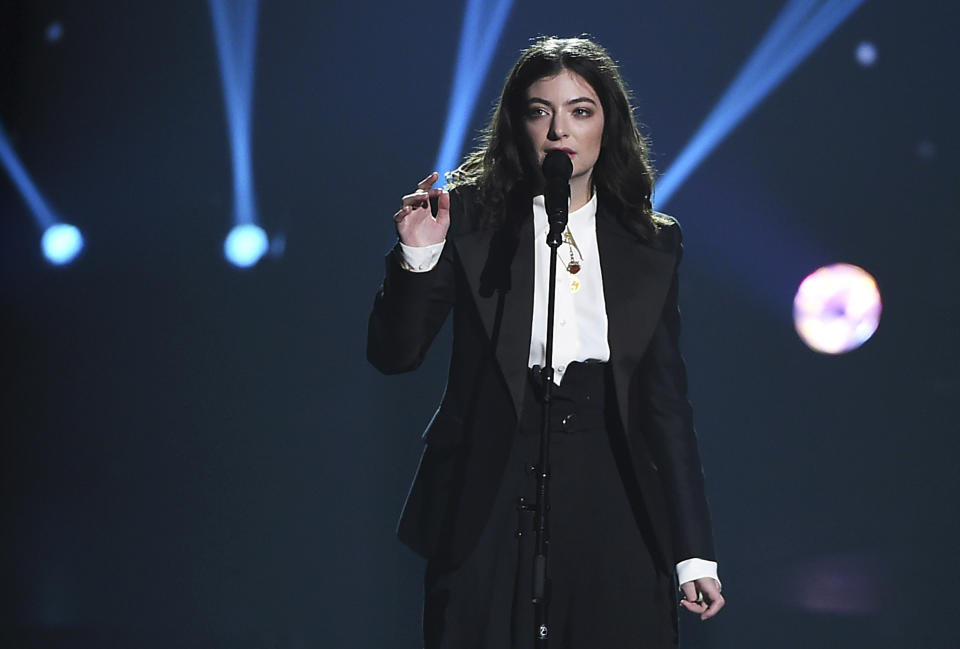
[{"xmin": 368, "ymin": 36, "xmax": 724, "ymax": 648}]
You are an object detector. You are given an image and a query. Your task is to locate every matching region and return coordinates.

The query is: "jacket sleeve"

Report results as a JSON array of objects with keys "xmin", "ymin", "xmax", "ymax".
[
  {"xmin": 637, "ymin": 223, "xmax": 716, "ymax": 563},
  {"xmin": 366, "ymin": 200, "xmax": 459, "ymax": 375}
]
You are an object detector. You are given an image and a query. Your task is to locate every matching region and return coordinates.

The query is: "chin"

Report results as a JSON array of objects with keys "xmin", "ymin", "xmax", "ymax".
[{"xmin": 571, "ymin": 167, "xmax": 592, "ymax": 180}]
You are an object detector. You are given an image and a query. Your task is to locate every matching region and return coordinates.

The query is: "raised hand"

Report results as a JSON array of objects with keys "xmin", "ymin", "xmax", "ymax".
[{"xmin": 393, "ymin": 172, "xmax": 450, "ymax": 247}]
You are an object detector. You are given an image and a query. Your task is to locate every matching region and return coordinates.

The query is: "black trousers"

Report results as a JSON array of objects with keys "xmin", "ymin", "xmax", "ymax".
[{"xmin": 424, "ymin": 362, "xmax": 678, "ymax": 649}]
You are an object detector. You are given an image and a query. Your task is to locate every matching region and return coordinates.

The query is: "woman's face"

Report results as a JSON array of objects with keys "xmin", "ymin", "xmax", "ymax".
[{"xmin": 523, "ymin": 68, "xmax": 605, "ymax": 184}]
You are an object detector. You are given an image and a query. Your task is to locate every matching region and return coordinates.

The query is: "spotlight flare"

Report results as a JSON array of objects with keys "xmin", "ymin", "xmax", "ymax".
[
  {"xmin": 793, "ymin": 263, "xmax": 881, "ymax": 354},
  {"xmin": 224, "ymin": 224, "xmax": 268, "ymax": 268},
  {"xmin": 41, "ymin": 223, "xmax": 84, "ymax": 265},
  {"xmin": 855, "ymin": 41, "xmax": 877, "ymax": 67}
]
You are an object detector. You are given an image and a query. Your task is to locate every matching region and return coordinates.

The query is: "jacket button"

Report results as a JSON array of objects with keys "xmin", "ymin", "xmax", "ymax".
[{"xmin": 561, "ymin": 413, "xmax": 576, "ymax": 430}]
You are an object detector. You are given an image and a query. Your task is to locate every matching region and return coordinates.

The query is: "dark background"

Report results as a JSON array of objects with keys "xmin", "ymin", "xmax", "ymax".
[{"xmin": 2, "ymin": 1, "xmax": 957, "ymax": 647}]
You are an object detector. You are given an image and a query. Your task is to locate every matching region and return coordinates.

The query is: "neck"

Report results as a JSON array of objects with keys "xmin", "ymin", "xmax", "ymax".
[{"xmin": 569, "ymin": 174, "xmax": 593, "ymax": 212}]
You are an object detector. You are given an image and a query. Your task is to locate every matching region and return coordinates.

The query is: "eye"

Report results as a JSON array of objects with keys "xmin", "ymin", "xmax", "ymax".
[
  {"xmin": 526, "ymin": 106, "xmax": 549, "ymax": 119},
  {"xmin": 572, "ymin": 107, "xmax": 593, "ymax": 117}
]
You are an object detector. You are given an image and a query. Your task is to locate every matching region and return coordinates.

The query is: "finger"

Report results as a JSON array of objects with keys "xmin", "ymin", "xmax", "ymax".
[
  {"xmin": 680, "ymin": 599, "xmax": 707, "ymax": 615},
  {"xmin": 700, "ymin": 594, "xmax": 725, "ymax": 620},
  {"xmin": 393, "ymin": 205, "xmax": 412, "ymax": 223},
  {"xmin": 417, "ymin": 171, "xmax": 439, "ymax": 190},
  {"xmin": 679, "ymin": 582, "xmax": 706, "ymax": 615},
  {"xmin": 700, "ymin": 586, "xmax": 725, "ymax": 620},
  {"xmin": 435, "ymin": 190, "xmax": 451, "ymax": 229},
  {"xmin": 402, "ymin": 190, "xmax": 438, "ymax": 209},
  {"xmin": 402, "ymin": 186, "xmax": 444, "ymax": 201}
]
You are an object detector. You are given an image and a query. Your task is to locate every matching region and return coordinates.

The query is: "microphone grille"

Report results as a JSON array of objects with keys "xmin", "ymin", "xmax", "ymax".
[{"xmin": 542, "ymin": 150, "xmax": 573, "ymax": 180}]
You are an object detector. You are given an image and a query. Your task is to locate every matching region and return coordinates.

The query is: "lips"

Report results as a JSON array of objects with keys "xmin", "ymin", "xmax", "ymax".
[{"xmin": 546, "ymin": 147, "xmax": 575, "ymax": 158}]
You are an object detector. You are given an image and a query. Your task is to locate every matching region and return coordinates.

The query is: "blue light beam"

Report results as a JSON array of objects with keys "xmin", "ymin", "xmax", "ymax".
[
  {"xmin": 208, "ymin": 0, "xmax": 266, "ymax": 266},
  {"xmin": 656, "ymin": 0, "xmax": 868, "ymax": 208},
  {"xmin": 717, "ymin": 0, "xmax": 821, "ymax": 117},
  {"xmin": 0, "ymin": 121, "xmax": 84, "ymax": 265},
  {"xmin": 433, "ymin": 0, "xmax": 515, "ymax": 180}
]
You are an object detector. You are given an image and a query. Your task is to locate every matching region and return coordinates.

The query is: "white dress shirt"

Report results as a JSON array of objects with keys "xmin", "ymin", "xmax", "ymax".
[
  {"xmin": 396, "ymin": 194, "xmax": 719, "ymax": 590},
  {"xmin": 528, "ymin": 193, "xmax": 608, "ymax": 383}
]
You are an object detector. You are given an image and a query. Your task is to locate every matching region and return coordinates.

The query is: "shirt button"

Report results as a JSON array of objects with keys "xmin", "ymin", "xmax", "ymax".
[
  {"xmin": 559, "ymin": 319, "xmax": 566, "ymax": 326},
  {"xmin": 418, "ymin": 264, "xmax": 426, "ymax": 270}
]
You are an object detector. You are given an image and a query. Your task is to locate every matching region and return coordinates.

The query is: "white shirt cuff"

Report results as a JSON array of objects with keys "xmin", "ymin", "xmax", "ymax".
[
  {"xmin": 675, "ymin": 558, "xmax": 720, "ymax": 590},
  {"xmin": 397, "ymin": 240, "xmax": 445, "ymax": 273}
]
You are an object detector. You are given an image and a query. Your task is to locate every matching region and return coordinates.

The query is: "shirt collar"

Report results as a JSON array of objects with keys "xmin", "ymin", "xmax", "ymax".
[{"xmin": 532, "ymin": 190, "xmax": 599, "ymax": 234}]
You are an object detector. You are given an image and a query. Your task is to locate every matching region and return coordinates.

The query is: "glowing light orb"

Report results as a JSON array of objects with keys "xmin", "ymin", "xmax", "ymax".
[
  {"xmin": 224, "ymin": 224, "xmax": 268, "ymax": 268},
  {"xmin": 45, "ymin": 21, "xmax": 64, "ymax": 43},
  {"xmin": 269, "ymin": 233, "xmax": 286, "ymax": 258},
  {"xmin": 916, "ymin": 139, "xmax": 936, "ymax": 160},
  {"xmin": 41, "ymin": 223, "xmax": 84, "ymax": 265},
  {"xmin": 794, "ymin": 263, "xmax": 881, "ymax": 354},
  {"xmin": 855, "ymin": 41, "xmax": 877, "ymax": 67}
]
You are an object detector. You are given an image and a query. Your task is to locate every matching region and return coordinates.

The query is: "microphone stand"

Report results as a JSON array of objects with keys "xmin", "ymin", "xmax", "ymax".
[{"xmin": 526, "ymin": 153, "xmax": 570, "ymax": 648}]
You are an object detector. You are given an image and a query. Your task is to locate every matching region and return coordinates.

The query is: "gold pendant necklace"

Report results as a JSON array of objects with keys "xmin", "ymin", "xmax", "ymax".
[{"xmin": 562, "ymin": 227, "xmax": 583, "ymax": 293}]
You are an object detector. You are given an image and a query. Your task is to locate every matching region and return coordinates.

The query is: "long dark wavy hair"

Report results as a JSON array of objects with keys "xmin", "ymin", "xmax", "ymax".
[{"xmin": 447, "ymin": 36, "xmax": 665, "ymax": 239}]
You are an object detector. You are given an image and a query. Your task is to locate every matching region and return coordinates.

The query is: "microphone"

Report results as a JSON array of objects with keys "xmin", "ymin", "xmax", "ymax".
[{"xmin": 542, "ymin": 150, "xmax": 572, "ymax": 248}]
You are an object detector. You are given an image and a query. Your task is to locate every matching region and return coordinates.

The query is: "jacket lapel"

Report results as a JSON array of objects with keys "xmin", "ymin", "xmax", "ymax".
[
  {"xmin": 453, "ymin": 198, "xmax": 534, "ymax": 419},
  {"xmin": 596, "ymin": 203, "xmax": 677, "ymax": 435},
  {"xmin": 453, "ymin": 196, "xmax": 676, "ymax": 428}
]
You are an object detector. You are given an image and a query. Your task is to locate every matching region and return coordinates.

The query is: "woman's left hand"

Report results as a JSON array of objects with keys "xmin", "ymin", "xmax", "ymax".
[{"xmin": 679, "ymin": 577, "xmax": 725, "ymax": 620}]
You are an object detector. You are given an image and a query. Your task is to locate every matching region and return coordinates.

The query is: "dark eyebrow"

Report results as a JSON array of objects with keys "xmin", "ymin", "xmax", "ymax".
[{"xmin": 527, "ymin": 96, "xmax": 598, "ymax": 107}]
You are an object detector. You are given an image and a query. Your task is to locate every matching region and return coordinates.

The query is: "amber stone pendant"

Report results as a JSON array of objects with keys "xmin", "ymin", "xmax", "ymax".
[{"xmin": 567, "ymin": 262, "xmax": 581, "ymax": 274}]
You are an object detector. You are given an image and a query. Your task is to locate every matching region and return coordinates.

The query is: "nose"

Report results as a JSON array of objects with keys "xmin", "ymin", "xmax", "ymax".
[{"xmin": 547, "ymin": 114, "xmax": 567, "ymax": 140}]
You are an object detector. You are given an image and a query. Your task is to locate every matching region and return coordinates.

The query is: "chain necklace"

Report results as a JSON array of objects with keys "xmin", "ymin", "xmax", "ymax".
[{"xmin": 562, "ymin": 227, "xmax": 584, "ymax": 293}]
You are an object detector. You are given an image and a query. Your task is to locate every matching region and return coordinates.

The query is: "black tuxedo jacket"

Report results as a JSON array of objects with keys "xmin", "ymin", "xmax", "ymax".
[{"xmin": 368, "ymin": 187, "xmax": 715, "ymax": 572}]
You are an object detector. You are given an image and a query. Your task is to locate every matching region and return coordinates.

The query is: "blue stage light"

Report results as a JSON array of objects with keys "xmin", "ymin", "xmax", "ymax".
[
  {"xmin": 224, "ymin": 224, "xmax": 268, "ymax": 268},
  {"xmin": 749, "ymin": 0, "xmax": 868, "ymax": 106},
  {"xmin": 209, "ymin": 0, "xmax": 266, "ymax": 266},
  {"xmin": 0, "ymin": 121, "xmax": 86, "ymax": 263},
  {"xmin": 46, "ymin": 21, "xmax": 64, "ymax": 44},
  {"xmin": 656, "ymin": 0, "xmax": 868, "ymax": 208},
  {"xmin": 0, "ymin": 122, "xmax": 57, "ymax": 229},
  {"xmin": 41, "ymin": 223, "xmax": 84, "ymax": 265},
  {"xmin": 855, "ymin": 41, "xmax": 877, "ymax": 66},
  {"xmin": 433, "ymin": 0, "xmax": 515, "ymax": 179}
]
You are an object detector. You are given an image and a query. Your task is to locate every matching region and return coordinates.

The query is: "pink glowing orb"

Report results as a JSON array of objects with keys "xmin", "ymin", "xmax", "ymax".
[{"xmin": 793, "ymin": 264, "xmax": 882, "ymax": 354}]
